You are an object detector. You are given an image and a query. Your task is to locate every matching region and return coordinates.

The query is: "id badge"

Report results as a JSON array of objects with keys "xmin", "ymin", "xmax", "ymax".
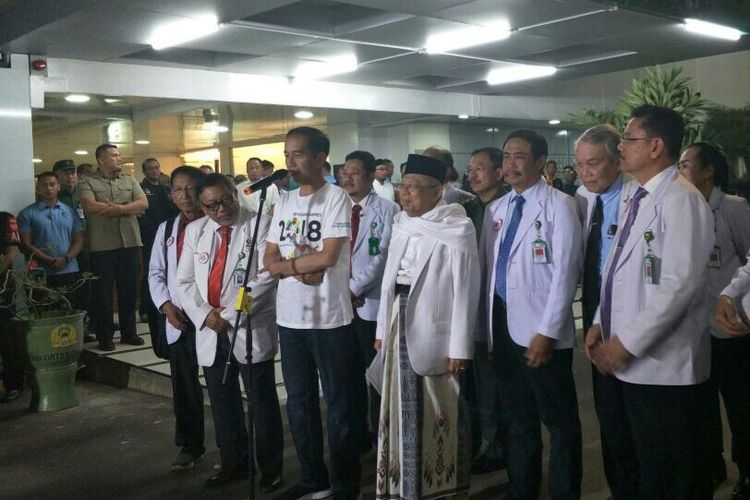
[
  {"xmin": 368, "ymin": 236, "xmax": 380, "ymax": 256},
  {"xmin": 708, "ymin": 246, "xmax": 721, "ymax": 268},
  {"xmin": 532, "ymin": 240, "xmax": 548, "ymax": 264},
  {"xmin": 644, "ymin": 254, "xmax": 657, "ymax": 284},
  {"xmin": 234, "ymin": 268, "xmax": 245, "ymax": 287}
]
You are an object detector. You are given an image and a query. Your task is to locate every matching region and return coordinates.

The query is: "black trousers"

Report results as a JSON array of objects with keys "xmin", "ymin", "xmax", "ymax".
[
  {"xmin": 591, "ymin": 366, "xmax": 639, "ymax": 500},
  {"xmin": 168, "ymin": 326, "xmax": 204, "ymax": 454},
  {"xmin": 621, "ymin": 379, "xmax": 713, "ymax": 500},
  {"xmin": 709, "ymin": 335, "xmax": 750, "ymax": 476},
  {"xmin": 47, "ymin": 272, "xmax": 86, "ymax": 313},
  {"xmin": 493, "ymin": 297, "xmax": 582, "ymax": 500},
  {"xmin": 89, "ymin": 247, "xmax": 139, "ymax": 341},
  {"xmin": 352, "ymin": 311, "xmax": 380, "ymax": 442},
  {"xmin": 202, "ymin": 334, "xmax": 283, "ymax": 478},
  {"xmin": 140, "ymin": 243, "xmax": 155, "ymax": 317},
  {"xmin": 0, "ymin": 296, "xmax": 24, "ymax": 392}
]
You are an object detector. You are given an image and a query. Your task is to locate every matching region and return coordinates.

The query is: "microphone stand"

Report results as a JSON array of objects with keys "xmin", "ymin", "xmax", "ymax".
[{"xmin": 222, "ymin": 186, "xmax": 268, "ymax": 500}]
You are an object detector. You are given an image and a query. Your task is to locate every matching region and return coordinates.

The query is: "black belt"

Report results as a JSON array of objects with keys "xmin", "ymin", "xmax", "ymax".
[{"xmin": 395, "ymin": 283, "xmax": 411, "ymax": 294}]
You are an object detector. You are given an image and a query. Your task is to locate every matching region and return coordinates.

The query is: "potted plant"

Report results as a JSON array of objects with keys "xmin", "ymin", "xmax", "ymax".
[{"xmin": 0, "ymin": 255, "xmax": 94, "ymax": 412}]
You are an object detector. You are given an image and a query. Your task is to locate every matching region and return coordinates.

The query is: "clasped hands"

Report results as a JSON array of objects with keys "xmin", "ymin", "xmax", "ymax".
[{"xmin": 585, "ymin": 324, "xmax": 632, "ymax": 375}]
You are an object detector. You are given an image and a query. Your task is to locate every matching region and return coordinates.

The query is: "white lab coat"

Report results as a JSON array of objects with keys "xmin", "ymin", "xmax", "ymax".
[
  {"xmin": 350, "ymin": 193, "xmax": 400, "ymax": 322},
  {"xmin": 176, "ymin": 208, "xmax": 278, "ymax": 367},
  {"xmin": 148, "ymin": 213, "xmax": 197, "ymax": 344},
  {"xmin": 376, "ymin": 203, "xmax": 479, "ymax": 376},
  {"xmin": 593, "ymin": 166, "xmax": 714, "ymax": 385},
  {"xmin": 480, "ymin": 179, "xmax": 582, "ymax": 350}
]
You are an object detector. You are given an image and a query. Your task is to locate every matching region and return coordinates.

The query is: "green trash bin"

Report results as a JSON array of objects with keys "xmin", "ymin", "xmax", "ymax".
[{"xmin": 21, "ymin": 311, "xmax": 86, "ymax": 412}]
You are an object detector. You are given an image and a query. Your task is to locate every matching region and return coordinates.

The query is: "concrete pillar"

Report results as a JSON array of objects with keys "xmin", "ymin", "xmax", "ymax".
[
  {"xmin": 326, "ymin": 122, "xmax": 360, "ymax": 166},
  {"xmin": 0, "ymin": 54, "xmax": 35, "ymax": 214}
]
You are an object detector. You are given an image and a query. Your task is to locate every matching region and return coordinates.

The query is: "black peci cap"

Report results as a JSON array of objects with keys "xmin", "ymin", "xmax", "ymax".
[{"xmin": 403, "ymin": 154, "xmax": 446, "ymax": 182}]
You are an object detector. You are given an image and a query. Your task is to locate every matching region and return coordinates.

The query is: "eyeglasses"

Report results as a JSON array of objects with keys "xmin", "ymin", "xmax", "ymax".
[
  {"xmin": 399, "ymin": 182, "xmax": 438, "ymax": 194},
  {"xmin": 202, "ymin": 195, "xmax": 234, "ymax": 212},
  {"xmin": 171, "ymin": 186, "xmax": 194, "ymax": 197},
  {"xmin": 621, "ymin": 135, "xmax": 654, "ymax": 144}
]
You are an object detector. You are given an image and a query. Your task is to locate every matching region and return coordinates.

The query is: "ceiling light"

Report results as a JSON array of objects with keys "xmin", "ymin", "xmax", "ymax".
[
  {"xmin": 486, "ymin": 127, "xmax": 499, "ymax": 133},
  {"xmin": 149, "ymin": 14, "xmax": 220, "ymax": 50},
  {"xmin": 684, "ymin": 18, "xmax": 742, "ymax": 41},
  {"xmin": 74, "ymin": 150, "xmax": 88, "ymax": 155},
  {"xmin": 32, "ymin": 158, "xmax": 43, "ymax": 164},
  {"xmin": 425, "ymin": 21, "xmax": 511, "ymax": 54},
  {"xmin": 556, "ymin": 130, "xmax": 568, "ymax": 137},
  {"xmin": 104, "ymin": 98, "xmax": 121, "ymax": 104},
  {"xmin": 294, "ymin": 54, "xmax": 358, "ymax": 80},
  {"xmin": 548, "ymin": 119, "xmax": 561, "ymax": 125},
  {"xmin": 135, "ymin": 140, "xmax": 150, "ymax": 145},
  {"xmin": 486, "ymin": 64, "xmax": 557, "ymax": 86},
  {"xmin": 65, "ymin": 94, "xmax": 90, "ymax": 103},
  {"xmin": 294, "ymin": 110, "xmax": 314, "ymax": 120},
  {"xmin": 216, "ymin": 125, "xmax": 229, "ymax": 133},
  {"xmin": 458, "ymin": 114, "xmax": 469, "ymax": 120}
]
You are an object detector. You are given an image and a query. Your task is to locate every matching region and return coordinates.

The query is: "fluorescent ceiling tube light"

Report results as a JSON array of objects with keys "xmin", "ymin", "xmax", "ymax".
[
  {"xmin": 135, "ymin": 140, "xmax": 150, "ymax": 145},
  {"xmin": 65, "ymin": 94, "xmax": 90, "ymax": 103},
  {"xmin": 294, "ymin": 55, "xmax": 358, "ymax": 80},
  {"xmin": 149, "ymin": 14, "xmax": 220, "ymax": 50},
  {"xmin": 104, "ymin": 98, "xmax": 121, "ymax": 104},
  {"xmin": 684, "ymin": 18, "xmax": 742, "ymax": 41},
  {"xmin": 486, "ymin": 64, "xmax": 557, "ymax": 86},
  {"xmin": 425, "ymin": 21, "xmax": 511, "ymax": 54},
  {"xmin": 294, "ymin": 110, "xmax": 314, "ymax": 119},
  {"xmin": 548, "ymin": 119, "xmax": 561, "ymax": 125},
  {"xmin": 457, "ymin": 114, "xmax": 469, "ymax": 120},
  {"xmin": 32, "ymin": 158, "xmax": 43, "ymax": 163},
  {"xmin": 74, "ymin": 150, "xmax": 88, "ymax": 155}
]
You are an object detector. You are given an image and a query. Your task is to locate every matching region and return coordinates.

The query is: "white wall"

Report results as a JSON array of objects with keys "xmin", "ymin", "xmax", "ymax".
[{"xmin": 0, "ymin": 54, "xmax": 35, "ymax": 214}]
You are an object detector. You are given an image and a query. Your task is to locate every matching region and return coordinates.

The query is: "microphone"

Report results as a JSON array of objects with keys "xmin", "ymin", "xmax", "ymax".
[{"xmin": 242, "ymin": 169, "xmax": 287, "ymax": 196}]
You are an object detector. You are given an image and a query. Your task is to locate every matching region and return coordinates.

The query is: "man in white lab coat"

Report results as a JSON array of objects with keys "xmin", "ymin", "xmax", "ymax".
[
  {"xmin": 586, "ymin": 105, "xmax": 715, "ymax": 499},
  {"xmin": 480, "ymin": 129, "xmax": 582, "ymax": 500},
  {"xmin": 574, "ymin": 125, "xmax": 639, "ymax": 499},
  {"xmin": 176, "ymin": 173, "xmax": 283, "ymax": 491},
  {"xmin": 148, "ymin": 166, "xmax": 207, "ymax": 471},
  {"xmin": 340, "ymin": 150, "xmax": 399, "ymax": 450}
]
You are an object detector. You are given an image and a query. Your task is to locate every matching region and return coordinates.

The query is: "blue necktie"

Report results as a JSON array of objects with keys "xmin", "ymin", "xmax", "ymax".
[
  {"xmin": 600, "ymin": 187, "xmax": 648, "ymax": 338},
  {"xmin": 495, "ymin": 195, "xmax": 525, "ymax": 300}
]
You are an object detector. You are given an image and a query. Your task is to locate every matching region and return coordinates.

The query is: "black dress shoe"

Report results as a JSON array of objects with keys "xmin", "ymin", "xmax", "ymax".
[
  {"xmin": 733, "ymin": 474, "xmax": 750, "ymax": 499},
  {"xmin": 84, "ymin": 333, "xmax": 97, "ymax": 343},
  {"xmin": 120, "ymin": 335, "xmax": 145, "ymax": 346},
  {"xmin": 98, "ymin": 340, "xmax": 115, "ymax": 351},
  {"xmin": 204, "ymin": 468, "xmax": 249, "ymax": 488}
]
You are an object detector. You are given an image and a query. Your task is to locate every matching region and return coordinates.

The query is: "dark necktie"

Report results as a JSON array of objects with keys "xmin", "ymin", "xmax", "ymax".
[
  {"xmin": 601, "ymin": 187, "xmax": 648, "ymax": 338},
  {"xmin": 495, "ymin": 195, "xmax": 525, "ymax": 300},
  {"xmin": 350, "ymin": 204, "xmax": 362, "ymax": 254},
  {"xmin": 582, "ymin": 196, "xmax": 603, "ymax": 329},
  {"xmin": 208, "ymin": 225, "xmax": 232, "ymax": 308}
]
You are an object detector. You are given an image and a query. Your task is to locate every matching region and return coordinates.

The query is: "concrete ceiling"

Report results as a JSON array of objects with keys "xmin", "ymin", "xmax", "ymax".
[{"xmin": 2, "ymin": 0, "xmax": 748, "ymax": 96}]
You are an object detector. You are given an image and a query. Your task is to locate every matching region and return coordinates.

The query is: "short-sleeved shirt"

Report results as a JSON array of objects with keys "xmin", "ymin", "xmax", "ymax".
[
  {"xmin": 76, "ymin": 169, "xmax": 144, "ymax": 252},
  {"xmin": 17, "ymin": 201, "xmax": 82, "ymax": 274},
  {"xmin": 268, "ymin": 182, "xmax": 353, "ymax": 329}
]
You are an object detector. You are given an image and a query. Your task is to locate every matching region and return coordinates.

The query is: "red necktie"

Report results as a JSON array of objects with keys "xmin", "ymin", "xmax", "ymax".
[
  {"xmin": 176, "ymin": 218, "xmax": 188, "ymax": 263},
  {"xmin": 208, "ymin": 225, "xmax": 232, "ymax": 308},
  {"xmin": 350, "ymin": 204, "xmax": 362, "ymax": 254}
]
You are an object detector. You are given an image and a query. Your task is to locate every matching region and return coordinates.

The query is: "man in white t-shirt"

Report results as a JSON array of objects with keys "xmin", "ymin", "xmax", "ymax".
[
  {"xmin": 372, "ymin": 158, "xmax": 395, "ymax": 202},
  {"xmin": 236, "ymin": 156, "xmax": 279, "ymax": 216},
  {"xmin": 265, "ymin": 126, "xmax": 361, "ymax": 500}
]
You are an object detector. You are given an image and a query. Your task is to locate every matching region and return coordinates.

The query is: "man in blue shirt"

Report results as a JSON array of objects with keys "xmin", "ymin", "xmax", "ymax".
[
  {"xmin": 575, "ymin": 124, "xmax": 638, "ymax": 499},
  {"xmin": 18, "ymin": 172, "xmax": 86, "ymax": 323}
]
